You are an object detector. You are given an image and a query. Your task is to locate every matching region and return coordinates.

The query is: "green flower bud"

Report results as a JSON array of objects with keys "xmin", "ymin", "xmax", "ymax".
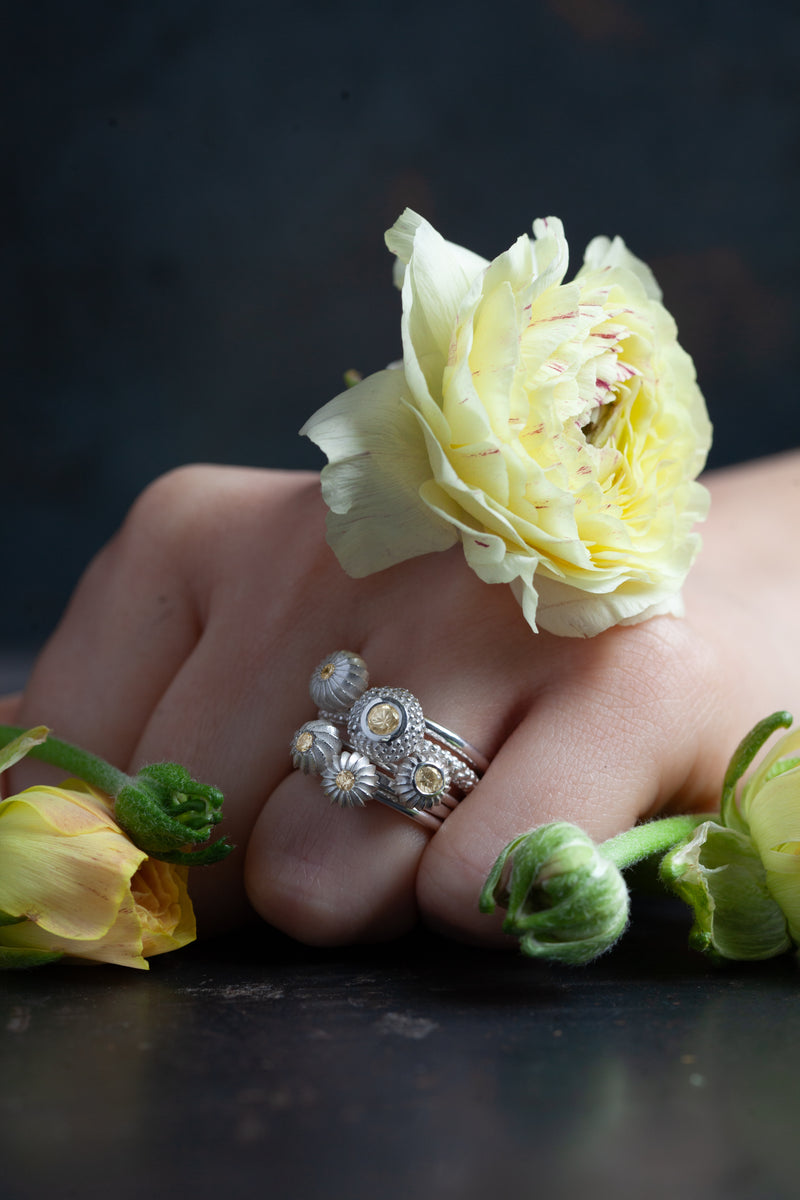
[
  {"xmin": 660, "ymin": 820, "xmax": 791, "ymax": 960},
  {"xmin": 0, "ymin": 725, "xmax": 233, "ymax": 866},
  {"xmin": 115, "ymin": 763, "xmax": 232, "ymax": 865},
  {"xmin": 480, "ymin": 821, "xmax": 630, "ymax": 965}
]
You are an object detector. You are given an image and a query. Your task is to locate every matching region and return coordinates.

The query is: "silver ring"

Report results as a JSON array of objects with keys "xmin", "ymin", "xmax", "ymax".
[{"xmin": 290, "ymin": 650, "xmax": 487, "ymax": 829}]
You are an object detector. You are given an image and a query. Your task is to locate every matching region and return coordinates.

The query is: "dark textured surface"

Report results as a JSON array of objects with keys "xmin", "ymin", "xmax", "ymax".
[
  {"xmin": 4, "ymin": 0, "xmax": 800, "ymax": 643},
  {"xmin": 2, "ymin": 910, "xmax": 798, "ymax": 1200}
]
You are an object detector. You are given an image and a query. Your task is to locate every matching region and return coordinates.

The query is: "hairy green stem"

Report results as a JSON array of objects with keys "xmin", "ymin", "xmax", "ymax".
[
  {"xmin": 600, "ymin": 814, "xmax": 710, "ymax": 871},
  {"xmin": 0, "ymin": 725, "xmax": 130, "ymax": 796}
]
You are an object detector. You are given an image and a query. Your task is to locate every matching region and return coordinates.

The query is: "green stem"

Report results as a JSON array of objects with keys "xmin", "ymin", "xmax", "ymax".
[
  {"xmin": 600, "ymin": 814, "xmax": 710, "ymax": 871},
  {"xmin": 0, "ymin": 725, "xmax": 130, "ymax": 797}
]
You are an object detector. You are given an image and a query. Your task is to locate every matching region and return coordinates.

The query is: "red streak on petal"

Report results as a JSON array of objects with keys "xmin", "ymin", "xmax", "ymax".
[{"xmin": 538, "ymin": 311, "xmax": 578, "ymax": 323}]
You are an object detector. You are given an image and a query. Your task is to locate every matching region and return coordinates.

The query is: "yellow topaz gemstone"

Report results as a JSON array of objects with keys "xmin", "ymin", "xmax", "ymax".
[
  {"xmin": 414, "ymin": 764, "xmax": 444, "ymax": 795},
  {"xmin": 335, "ymin": 769, "xmax": 356, "ymax": 791},
  {"xmin": 366, "ymin": 702, "xmax": 402, "ymax": 737},
  {"xmin": 295, "ymin": 731, "xmax": 314, "ymax": 753}
]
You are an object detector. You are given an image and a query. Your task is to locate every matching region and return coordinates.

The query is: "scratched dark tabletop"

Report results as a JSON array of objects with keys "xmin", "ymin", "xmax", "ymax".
[{"xmin": 2, "ymin": 817, "xmax": 799, "ymax": 1200}]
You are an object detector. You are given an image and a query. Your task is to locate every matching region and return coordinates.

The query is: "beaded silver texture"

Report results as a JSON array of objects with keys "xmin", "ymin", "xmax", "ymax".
[
  {"xmin": 309, "ymin": 650, "xmax": 369, "ymax": 713},
  {"xmin": 321, "ymin": 750, "xmax": 379, "ymax": 808},
  {"xmin": 347, "ymin": 687, "xmax": 426, "ymax": 767},
  {"xmin": 290, "ymin": 720, "xmax": 342, "ymax": 774}
]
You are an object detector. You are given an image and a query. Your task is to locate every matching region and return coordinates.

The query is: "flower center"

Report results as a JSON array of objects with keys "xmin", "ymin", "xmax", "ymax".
[{"xmin": 335, "ymin": 769, "xmax": 356, "ymax": 791}]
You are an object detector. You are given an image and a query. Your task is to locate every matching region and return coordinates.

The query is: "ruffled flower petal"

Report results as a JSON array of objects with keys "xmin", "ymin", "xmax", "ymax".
[
  {"xmin": 304, "ymin": 208, "xmax": 712, "ymax": 637},
  {"xmin": 301, "ymin": 367, "xmax": 458, "ymax": 576}
]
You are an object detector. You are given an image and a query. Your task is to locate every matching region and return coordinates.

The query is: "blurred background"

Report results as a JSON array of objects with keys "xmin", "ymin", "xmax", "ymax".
[{"xmin": 4, "ymin": 0, "xmax": 799, "ymax": 652}]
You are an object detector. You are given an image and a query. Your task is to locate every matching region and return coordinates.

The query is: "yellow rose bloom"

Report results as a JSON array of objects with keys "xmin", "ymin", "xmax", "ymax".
[
  {"xmin": 0, "ymin": 780, "xmax": 196, "ymax": 969},
  {"xmin": 739, "ymin": 728, "xmax": 800, "ymax": 944},
  {"xmin": 303, "ymin": 209, "xmax": 711, "ymax": 637}
]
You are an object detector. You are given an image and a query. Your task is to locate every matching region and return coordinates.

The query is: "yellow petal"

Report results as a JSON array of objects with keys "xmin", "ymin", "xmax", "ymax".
[
  {"xmin": 133, "ymin": 860, "xmax": 196, "ymax": 957},
  {"xmin": 0, "ymin": 902, "xmax": 149, "ymax": 969},
  {"xmin": 385, "ymin": 208, "xmax": 487, "ymax": 364},
  {"xmin": 742, "ymin": 731, "xmax": 800, "ymax": 815},
  {"xmin": 0, "ymin": 783, "xmax": 117, "ymax": 836},
  {"xmin": 746, "ymin": 769, "xmax": 800, "ymax": 860},
  {"xmin": 762, "ymin": 869, "xmax": 800, "ymax": 944},
  {"xmin": 303, "ymin": 368, "xmax": 457, "ymax": 576},
  {"xmin": 0, "ymin": 789, "xmax": 145, "ymax": 939},
  {"xmin": 0, "ymin": 858, "xmax": 196, "ymax": 969}
]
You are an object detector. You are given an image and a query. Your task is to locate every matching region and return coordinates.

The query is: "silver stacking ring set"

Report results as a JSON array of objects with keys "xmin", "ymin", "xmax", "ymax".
[{"xmin": 290, "ymin": 651, "xmax": 488, "ymax": 830}]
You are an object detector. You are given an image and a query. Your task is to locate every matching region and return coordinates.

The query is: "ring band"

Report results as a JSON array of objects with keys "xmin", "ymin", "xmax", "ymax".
[{"xmin": 290, "ymin": 650, "xmax": 487, "ymax": 829}]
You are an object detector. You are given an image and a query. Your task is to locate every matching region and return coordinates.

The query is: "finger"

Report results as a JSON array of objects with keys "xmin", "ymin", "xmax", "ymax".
[
  {"xmin": 416, "ymin": 616, "xmax": 735, "ymax": 945},
  {"xmin": 0, "ymin": 693, "xmax": 22, "ymax": 725},
  {"xmin": 13, "ymin": 473, "xmax": 204, "ymax": 784},
  {"xmin": 126, "ymin": 612, "xmax": 326, "ymax": 932},
  {"xmin": 245, "ymin": 773, "xmax": 428, "ymax": 945},
  {"xmin": 241, "ymin": 580, "xmax": 538, "ymax": 945}
]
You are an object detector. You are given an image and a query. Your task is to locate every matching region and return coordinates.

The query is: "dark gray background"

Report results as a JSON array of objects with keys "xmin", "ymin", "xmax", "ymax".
[{"xmin": 4, "ymin": 0, "xmax": 799, "ymax": 647}]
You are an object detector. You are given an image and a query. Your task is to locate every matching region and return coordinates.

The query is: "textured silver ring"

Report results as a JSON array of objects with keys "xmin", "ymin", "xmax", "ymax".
[{"xmin": 290, "ymin": 650, "xmax": 488, "ymax": 829}]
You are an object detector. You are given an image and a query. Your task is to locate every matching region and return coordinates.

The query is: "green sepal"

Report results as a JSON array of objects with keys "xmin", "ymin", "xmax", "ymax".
[
  {"xmin": 0, "ymin": 726, "xmax": 49, "ymax": 775},
  {"xmin": 0, "ymin": 946, "xmax": 65, "ymax": 969},
  {"xmin": 720, "ymin": 711, "xmax": 793, "ymax": 833},
  {"xmin": 0, "ymin": 910, "xmax": 27, "ymax": 927},
  {"xmin": 660, "ymin": 820, "xmax": 791, "ymax": 961},
  {"xmin": 148, "ymin": 838, "xmax": 235, "ymax": 867},
  {"xmin": 479, "ymin": 832, "xmax": 530, "ymax": 914},
  {"xmin": 114, "ymin": 763, "xmax": 233, "ymax": 863}
]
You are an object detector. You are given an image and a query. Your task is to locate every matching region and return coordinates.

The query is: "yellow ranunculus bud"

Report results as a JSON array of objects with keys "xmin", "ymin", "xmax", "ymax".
[
  {"xmin": 661, "ymin": 713, "xmax": 800, "ymax": 961},
  {"xmin": 0, "ymin": 780, "xmax": 196, "ymax": 969},
  {"xmin": 738, "ymin": 727, "xmax": 800, "ymax": 944}
]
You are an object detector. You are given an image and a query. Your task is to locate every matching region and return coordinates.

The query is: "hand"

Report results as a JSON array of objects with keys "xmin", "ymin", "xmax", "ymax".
[{"xmin": 10, "ymin": 452, "xmax": 800, "ymax": 945}]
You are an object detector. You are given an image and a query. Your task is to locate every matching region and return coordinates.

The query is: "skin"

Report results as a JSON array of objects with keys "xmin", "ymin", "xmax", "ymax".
[{"xmin": 4, "ymin": 450, "xmax": 800, "ymax": 946}]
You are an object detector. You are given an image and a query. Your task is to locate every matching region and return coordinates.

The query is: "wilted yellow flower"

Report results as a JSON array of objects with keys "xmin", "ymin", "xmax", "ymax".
[
  {"xmin": 0, "ymin": 780, "xmax": 196, "ymax": 969},
  {"xmin": 738, "ymin": 727, "xmax": 800, "ymax": 944},
  {"xmin": 303, "ymin": 209, "xmax": 711, "ymax": 637}
]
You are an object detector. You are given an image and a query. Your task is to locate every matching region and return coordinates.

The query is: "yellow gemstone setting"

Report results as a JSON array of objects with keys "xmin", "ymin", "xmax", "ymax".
[
  {"xmin": 366, "ymin": 702, "xmax": 402, "ymax": 737},
  {"xmin": 414, "ymin": 764, "xmax": 445, "ymax": 796}
]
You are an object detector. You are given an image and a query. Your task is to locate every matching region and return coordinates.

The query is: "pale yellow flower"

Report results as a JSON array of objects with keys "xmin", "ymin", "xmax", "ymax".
[
  {"xmin": 302, "ymin": 209, "xmax": 711, "ymax": 637},
  {"xmin": 0, "ymin": 780, "xmax": 195, "ymax": 969},
  {"xmin": 738, "ymin": 728, "xmax": 800, "ymax": 944}
]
